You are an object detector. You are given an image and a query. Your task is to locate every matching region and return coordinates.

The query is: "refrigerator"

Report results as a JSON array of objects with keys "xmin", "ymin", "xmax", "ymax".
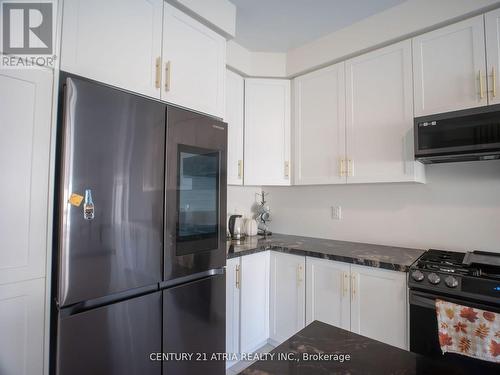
[{"xmin": 52, "ymin": 74, "xmax": 227, "ymax": 375}]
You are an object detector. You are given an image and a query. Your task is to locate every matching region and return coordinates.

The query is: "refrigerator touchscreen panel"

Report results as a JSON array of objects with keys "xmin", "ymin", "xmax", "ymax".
[{"xmin": 176, "ymin": 145, "xmax": 220, "ymax": 255}]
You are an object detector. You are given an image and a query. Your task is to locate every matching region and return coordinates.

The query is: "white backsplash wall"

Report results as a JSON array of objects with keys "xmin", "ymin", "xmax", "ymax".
[
  {"xmin": 227, "ymin": 185, "xmax": 262, "ymax": 217},
  {"xmin": 264, "ymin": 161, "xmax": 500, "ymax": 252}
]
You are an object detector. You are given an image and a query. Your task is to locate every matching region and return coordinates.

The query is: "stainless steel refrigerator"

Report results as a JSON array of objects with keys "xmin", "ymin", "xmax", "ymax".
[{"xmin": 52, "ymin": 74, "xmax": 227, "ymax": 375}]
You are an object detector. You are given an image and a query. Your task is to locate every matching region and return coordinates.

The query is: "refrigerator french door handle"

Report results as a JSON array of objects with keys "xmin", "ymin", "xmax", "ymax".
[
  {"xmin": 159, "ymin": 268, "xmax": 224, "ymax": 290},
  {"xmin": 59, "ymin": 284, "xmax": 159, "ymax": 318}
]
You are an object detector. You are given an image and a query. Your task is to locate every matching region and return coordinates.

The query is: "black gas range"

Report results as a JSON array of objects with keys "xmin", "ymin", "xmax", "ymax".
[
  {"xmin": 409, "ymin": 249, "xmax": 500, "ymax": 303},
  {"xmin": 408, "ymin": 249, "xmax": 500, "ymax": 374}
]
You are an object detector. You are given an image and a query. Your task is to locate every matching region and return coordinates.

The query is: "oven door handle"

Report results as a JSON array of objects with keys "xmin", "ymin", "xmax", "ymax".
[
  {"xmin": 410, "ymin": 290, "xmax": 500, "ymax": 312},
  {"xmin": 409, "ymin": 291, "xmax": 438, "ymax": 309}
]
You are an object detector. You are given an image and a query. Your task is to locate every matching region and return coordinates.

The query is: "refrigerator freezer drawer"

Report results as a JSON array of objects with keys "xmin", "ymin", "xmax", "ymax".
[
  {"xmin": 56, "ymin": 291, "xmax": 161, "ymax": 375},
  {"xmin": 162, "ymin": 271, "xmax": 226, "ymax": 375}
]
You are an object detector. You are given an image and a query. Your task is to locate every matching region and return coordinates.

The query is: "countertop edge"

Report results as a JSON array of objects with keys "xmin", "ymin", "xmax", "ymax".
[{"xmin": 226, "ymin": 235, "xmax": 425, "ymax": 273}]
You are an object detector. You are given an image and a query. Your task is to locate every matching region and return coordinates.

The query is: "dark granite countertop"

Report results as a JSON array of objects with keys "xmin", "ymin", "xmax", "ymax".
[
  {"xmin": 227, "ymin": 233, "xmax": 424, "ymax": 272},
  {"xmin": 239, "ymin": 321, "xmax": 469, "ymax": 375}
]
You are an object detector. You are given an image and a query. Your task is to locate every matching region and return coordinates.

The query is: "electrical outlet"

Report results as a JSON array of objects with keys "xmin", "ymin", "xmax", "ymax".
[{"xmin": 331, "ymin": 206, "xmax": 342, "ymax": 220}]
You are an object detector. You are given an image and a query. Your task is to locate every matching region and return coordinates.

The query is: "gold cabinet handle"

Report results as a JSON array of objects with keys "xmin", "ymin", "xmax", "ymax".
[
  {"xmin": 284, "ymin": 161, "xmax": 290, "ymax": 179},
  {"xmin": 347, "ymin": 159, "xmax": 353, "ymax": 177},
  {"xmin": 491, "ymin": 67, "xmax": 497, "ymax": 98},
  {"xmin": 237, "ymin": 160, "xmax": 243, "ymax": 179},
  {"xmin": 155, "ymin": 57, "xmax": 161, "ymax": 89},
  {"xmin": 351, "ymin": 273, "xmax": 356, "ymax": 300},
  {"xmin": 339, "ymin": 158, "xmax": 345, "ymax": 177},
  {"xmin": 342, "ymin": 272, "xmax": 348, "ymax": 297},
  {"xmin": 165, "ymin": 61, "xmax": 171, "ymax": 92},
  {"xmin": 479, "ymin": 70, "xmax": 485, "ymax": 99},
  {"xmin": 235, "ymin": 265, "xmax": 240, "ymax": 289},
  {"xmin": 297, "ymin": 264, "xmax": 304, "ymax": 283}
]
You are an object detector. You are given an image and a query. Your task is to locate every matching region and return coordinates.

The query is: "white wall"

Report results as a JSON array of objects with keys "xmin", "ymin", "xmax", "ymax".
[
  {"xmin": 227, "ymin": 185, "xmax": 262, "ymax": 217},
  {"xmin": 286, "ymin": 0, "xmax": 500, "ymax": 76},
  {"xmin": 265, "ymin": 161, "xmax": 500, "ymax": 252}
]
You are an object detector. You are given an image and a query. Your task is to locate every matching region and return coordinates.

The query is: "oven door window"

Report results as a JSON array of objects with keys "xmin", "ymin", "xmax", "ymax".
[{"xmin": 176, "ymin": 145, "xmax": 219, "ymax": 256}]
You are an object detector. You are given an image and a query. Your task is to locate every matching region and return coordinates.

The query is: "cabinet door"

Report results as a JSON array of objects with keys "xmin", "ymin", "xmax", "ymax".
[
  {"xmin": 226, "ymin": 70, "xmax": 244, "ymax": 185},
  {"xmin": 486, "ymin": 9, "xmax": 500, "ymax": 105},
  {"xmin": 244, "ymin": 79, "xmax": 291, "ymax": 186},
  {"xmin": 269, "ymin": 252, "xmax": 305, "ymax": 344},
  {"xmin": 413, "ymin": 16, "xmax": 487, "ymax": 116},
  {"xmin": 305, "ymin": 257, "xmax": 350, "ymax": 330},
  {"xmin": 350, "ymin": 265, "xmax": 407, "ymax": 349},
  {"xmin": 346, "ymin": 40, "xmax": 424, "ymax": 184},
  {"xmin": 61, "ymin": 0, "xmax": 163, "ymax": 98},
  {"xmin": 294, "ymin": 63, "xmax": 346, "ymax": 185},
  {"xmin": 226, "ymin": 257, "xmax": 240, "ymax": 368},
  {"xmin": 162, "ymin": 3, "xmax": 226, "ymax": 118},
  {"xmin": 0, "ymin": 278, "xmax": 45, "ymax": 375},
  {"xmin": 0, "ymin": 68, "xmax": 52, "ymax": 285},
  {"xmin": 240, "ymin": 252, "xmax": 270, "ymax": 352}
]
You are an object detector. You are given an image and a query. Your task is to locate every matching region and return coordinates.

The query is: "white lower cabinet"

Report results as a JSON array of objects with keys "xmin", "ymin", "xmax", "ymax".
[
  {"xmin": 240, "ymin": 251, "xmax": 270, "ymax": 353},
  {"xmin": 230, "ymin": 252, "xmax": 408, "ymax": 365},
  {"xmin": 306, "ymin": 257, "xmax": 350, "ymax": 330},
  {"xmin": 226, "ymin": 257, "xmax": 240, "ymax": 368},
  {"xmin": 269, "ymin": 252, "xmax": 305, "ymax": 344},
  {"xmin": 0, "ymin": 278, "xmax": 46, "ymax": 375},
  {"xmin": 350, "ymin": 264, "xmax": 407, "ymax": 349}
]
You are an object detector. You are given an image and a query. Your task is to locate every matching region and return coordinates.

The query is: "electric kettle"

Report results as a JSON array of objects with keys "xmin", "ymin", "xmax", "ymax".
[{"xmin": 228, "ymin": 214, "xmax": 245, "ymax": 240}]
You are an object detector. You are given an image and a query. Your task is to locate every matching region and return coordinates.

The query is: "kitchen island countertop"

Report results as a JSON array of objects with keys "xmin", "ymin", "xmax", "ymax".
[
  {"xmin": 227, "ymin": 233, "xmax": 424, "ymax": 272},
  {"xmin": 239, "ymin": 320, "xmax": 468, "ymax": 375}
]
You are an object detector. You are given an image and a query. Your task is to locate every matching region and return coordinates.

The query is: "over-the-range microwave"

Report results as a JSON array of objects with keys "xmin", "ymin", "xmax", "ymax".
[{"xmin": 414, "ymin": 104, "xmax": 500, "ymax": 163}]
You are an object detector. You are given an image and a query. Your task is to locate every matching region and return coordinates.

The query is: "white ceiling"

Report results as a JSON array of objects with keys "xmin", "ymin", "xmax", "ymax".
[{"xmin": 229, "ymin": 0, "xmax": 408, "ymax": 52}]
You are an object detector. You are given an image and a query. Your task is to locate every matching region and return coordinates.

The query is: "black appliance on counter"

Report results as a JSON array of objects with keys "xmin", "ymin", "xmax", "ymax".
[
  {"xmin": 50, "ymin": 74, "xmax": 227, "ymax": 375},
  {"xmin": 414, "ymin": 104, "xmax": 500, "ymax": 163},
  {"xmin": 408, "ymin": 249, "xmax": 500, "ymax": 374}
]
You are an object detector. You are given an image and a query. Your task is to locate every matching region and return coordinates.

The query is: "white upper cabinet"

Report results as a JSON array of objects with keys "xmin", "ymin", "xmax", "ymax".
[
  {"xmin": 305, "ymin": 257, "xmax": 350, "ymax": 330},
  {"xmin": 61, "ymin": 0, "xmax": 163, "ymax": 98},
  {"xmin": 162, "ymin": 3, "xmax": 226, "ymax": 118},
  {"xmin": 346, "ymin": 40, "xmax": 424, "ymax": 184},
  {"xmin": 486, "ymin": 9, "xmax": 500, "ymax": 106},
  {"xmin": 225, "ymin": 70, "xmax": 245, "ymax": 185},
  {"xmin": 350, "ymin": 265, "xmax": 407, "ymax": 349},
  {"xmin": 294, "ymin": 63, "xmax": 346, "ymax": 185},
  {"xmin": 413, "ymin": 16, "xmax": 487, "ymax": 116},
  {"xmin": 244, "ymin": 79, "xmax": 291, "ymax": 186},
  {"xmin": 0, "ymin": 68, "xmax": 52, "ymax": 285},
  {"xmin": 269, "ymin": 252, "xmax": 305, "ymax": 344}
]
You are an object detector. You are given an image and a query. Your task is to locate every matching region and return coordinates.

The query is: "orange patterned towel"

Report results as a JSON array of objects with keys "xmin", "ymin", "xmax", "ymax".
[{"xmin": 435, "ymin": 299, "xmax": 500, "ymax": 363}]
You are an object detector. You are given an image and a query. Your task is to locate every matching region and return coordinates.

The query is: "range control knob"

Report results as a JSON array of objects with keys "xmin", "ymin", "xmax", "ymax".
[
  {"xmin": 444, "ymin": 276, "xmax": 459, "ymax": 288},
  {"xmin": 428, "ymin": 273, "xmax": 441, "ymax": 285},
  {"xmin": 411, "ymin": 270, "xmax": 425, "ymax": 282}
]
